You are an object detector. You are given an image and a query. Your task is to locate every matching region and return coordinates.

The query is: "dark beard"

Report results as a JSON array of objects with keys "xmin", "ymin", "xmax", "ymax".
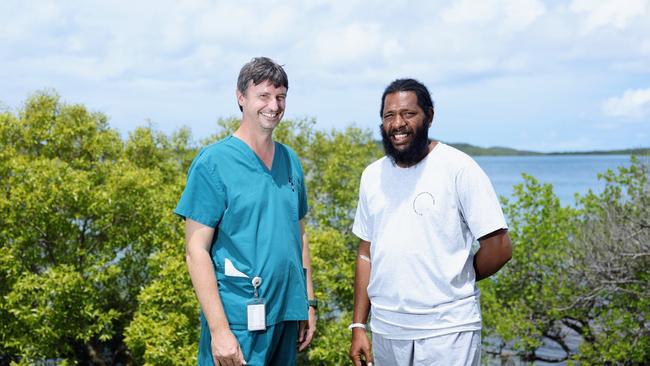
[{"xmin": 380, "ymin": 123, "xmax": 431, "ymax": 166}]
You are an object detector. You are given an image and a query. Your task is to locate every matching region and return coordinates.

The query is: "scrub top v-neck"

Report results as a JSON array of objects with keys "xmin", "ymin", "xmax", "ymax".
[
  {"xmin": 232, "ymin": 135, "xmax": 278, "ymax": 174},
  {"xmin": 175, "ymin": 135, "xmax": 309, "ymax": 329}
]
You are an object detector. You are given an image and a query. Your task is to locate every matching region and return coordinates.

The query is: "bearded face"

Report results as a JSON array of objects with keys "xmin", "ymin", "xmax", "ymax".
[{"xmin": 380, "ymin": 91, "xmax": 432, "ymax": 167}]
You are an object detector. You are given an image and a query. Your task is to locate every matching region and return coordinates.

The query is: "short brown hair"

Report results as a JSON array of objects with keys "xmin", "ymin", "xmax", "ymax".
[{"xmin": 236, "ymin": 57, "xmax": 288, "ymax": 111}]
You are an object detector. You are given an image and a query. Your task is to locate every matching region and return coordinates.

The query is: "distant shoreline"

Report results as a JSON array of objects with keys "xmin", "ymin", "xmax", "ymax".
[
  {"xmin": 374, "ymin": 140, "xmax": 650, "ymax": 156},
  {"xmin": 444, "ymin": 142, "xmax": 650, "ymax": 157}
]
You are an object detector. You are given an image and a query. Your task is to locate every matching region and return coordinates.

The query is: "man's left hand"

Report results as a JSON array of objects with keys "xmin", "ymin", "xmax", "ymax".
[{"xmin": 297, "ymin": 306, "xmax": 317, "ymax": 351}]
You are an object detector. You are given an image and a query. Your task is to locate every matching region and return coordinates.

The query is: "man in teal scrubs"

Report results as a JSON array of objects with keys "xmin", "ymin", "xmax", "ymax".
[{"xmin": 176, "ymin": 57, "xmax": 317, "ymax": 365}]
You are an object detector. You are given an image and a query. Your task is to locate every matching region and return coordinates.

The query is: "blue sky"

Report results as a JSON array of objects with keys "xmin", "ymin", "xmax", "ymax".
[{"xmin": 1, "ymin": 0, "xmax": 649, "ymax": 152}]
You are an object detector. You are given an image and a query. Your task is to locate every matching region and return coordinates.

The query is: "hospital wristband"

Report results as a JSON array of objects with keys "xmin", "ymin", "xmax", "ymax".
[{"xmin": 348, "ymin": 323, "xmax": 366, "ymax": 330}]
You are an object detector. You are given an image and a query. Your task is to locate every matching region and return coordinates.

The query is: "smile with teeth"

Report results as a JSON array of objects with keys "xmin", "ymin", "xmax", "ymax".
[
  {"xmin": 391, "ymin": 130, "xmax": 411, "ymax": 143},
  {"xmin": 261, "ymin": 111, "xmax": 279, "ymax": 119}
]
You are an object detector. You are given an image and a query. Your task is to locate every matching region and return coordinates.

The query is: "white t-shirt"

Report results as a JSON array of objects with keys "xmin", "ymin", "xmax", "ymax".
[{"xmin": 352, "ymin": 143, "xmax": 507, "ymax": 340}]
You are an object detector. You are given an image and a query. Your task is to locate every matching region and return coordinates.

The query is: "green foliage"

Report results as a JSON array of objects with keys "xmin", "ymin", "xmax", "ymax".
[
  {"xmin": 4, "ymin": 265, "xmax": 120, "ymax": 356},
  {"xmin": 305, "ymin": 228, "xmax": 356, "ymax": 366},
  {"xmin": 304, "ymin": 312, "xmax": 355, "ymax": 365},
  {"xmin": 124, "ymin": 240, "xmax": 198, "ymax": 365},
  {"xmin": 480, "ymin": 175, "xmax": 580, "ymax": 359},
  {"xmin": 482, "ymin": 158, "xmax": 650, "ymax": 364},
  {"xmin": 302, "ymin": 126, "xmax": 380, "ymax": 232},
  {"xmin": 0, "ymin": 91, "xmax": 187, "ymax": 363},
  {"xmin": 569, "ymin": 157, "xmax": 650, "ymax": 364}
]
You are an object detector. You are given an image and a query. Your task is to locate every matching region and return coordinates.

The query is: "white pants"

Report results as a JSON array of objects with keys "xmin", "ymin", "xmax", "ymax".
[{"xmin": 372, "ymin": 330, "xmax": 481, "ymax": 366}]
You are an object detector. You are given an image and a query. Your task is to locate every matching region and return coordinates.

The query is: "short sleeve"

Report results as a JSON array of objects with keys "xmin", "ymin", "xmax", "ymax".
[
  {"xmin": 352, "ymin": 171, "xmax": 371, "ymax": 242},
  {"xmin": 174, "ymin": 155, "xmax": 227, "ymax": 228},
  {"xmin": 456, "ymin": 159, "xmax": 508, "ymax": 240}
]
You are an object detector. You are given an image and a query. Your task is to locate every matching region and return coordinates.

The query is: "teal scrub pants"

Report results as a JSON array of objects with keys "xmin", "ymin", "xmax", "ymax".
[{"xmin": 198, "ymin": 321, "xmax": 299, "ymax": 366}]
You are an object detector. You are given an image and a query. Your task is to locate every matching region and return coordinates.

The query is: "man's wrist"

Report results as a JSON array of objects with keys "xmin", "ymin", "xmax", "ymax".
[
  {"xmin": 308, "ymin": 299, "xmax": 318, "ymax": 309},
  {"xmin": 209, "ymin": 322, "xmax": 231, "ymax": 334},
  {"xmin": 348, "ymin": 322, "xmax": 366, "ymax": 330}
]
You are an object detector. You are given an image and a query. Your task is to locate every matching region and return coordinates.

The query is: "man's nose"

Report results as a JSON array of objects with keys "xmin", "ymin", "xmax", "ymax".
[
  {"xmin": 392, "ymin": 114, "xmax": 406, "ymax": 128},
  {"xmin": 268, "ymin": 97, "xmax": 282, "ymax": 111}
]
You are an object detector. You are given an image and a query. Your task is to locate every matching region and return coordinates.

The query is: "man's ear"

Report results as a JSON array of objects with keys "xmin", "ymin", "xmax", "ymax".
[
  {"xmin": 428, "ymin": 107, "xmax": 434, "ymax": 127},
  {"xmin": 236, "ymin": 89, "xmax": 245, "ymax": 109}
]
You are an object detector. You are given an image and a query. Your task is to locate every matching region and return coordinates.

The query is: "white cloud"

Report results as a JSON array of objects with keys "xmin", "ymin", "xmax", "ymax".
[
  {"xmin": 442, "ymin": 1, "xmax": 500, "ymax": 24},
  {"xmin": 1, "ymin": 0, "xmax": 649, "ymax": 150},
  {"xmin": 502, "ymin": 0, "xmax": 547, "ymax": 31},
  {"xmin": 570, "ymin": 0, "xmax": 648, "ymax": 31},
  {"xmin": 0, "ymin": 1, "xmax": 62, "ymax": 41},
  {"xmin": 313, "ymin": 23, "xmax": 383, "ymax": 66},
  {"xmin": 603, "ymin": 88, "xmax": 650, "ymax": 119},
  {"xmin": 441, "ymin": 0, "xmax": 546, "ymax": 32}
]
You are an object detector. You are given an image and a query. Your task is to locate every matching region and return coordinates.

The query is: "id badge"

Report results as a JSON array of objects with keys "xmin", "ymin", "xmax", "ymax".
[
  {"xmin": 247, "ymin": 276, "xmax": 266, "ymax": 331},
  {"xmin": 247, "ymin": 298, "xmax": 266, "ymax": 331}
]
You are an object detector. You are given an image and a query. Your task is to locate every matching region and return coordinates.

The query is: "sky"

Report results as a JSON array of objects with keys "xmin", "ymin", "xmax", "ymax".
[{"xmin": 1, "ymin": 0, "xmax": 649, "ymax": 152}]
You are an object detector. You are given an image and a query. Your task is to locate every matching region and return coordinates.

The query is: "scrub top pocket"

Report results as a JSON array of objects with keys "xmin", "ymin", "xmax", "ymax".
[{"xmin": 216, "ymin": 272, "xmax": 255, "ymax": 328}]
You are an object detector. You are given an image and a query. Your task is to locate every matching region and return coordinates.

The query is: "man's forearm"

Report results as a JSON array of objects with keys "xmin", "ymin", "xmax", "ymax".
[
  {"xmin": 186, "ymin": 248, "xmax": 231, "ymax": 333},
  {"xmin": 352, "ymin": 241, "xmax": 372, "ymax": 324},
  {"xmin": 474, "ymin": 229, "xmax": 512, "ymax": 281},
  {"xmin": 184, "ymin": 219, "xmax": 230, "ymax": 333}
]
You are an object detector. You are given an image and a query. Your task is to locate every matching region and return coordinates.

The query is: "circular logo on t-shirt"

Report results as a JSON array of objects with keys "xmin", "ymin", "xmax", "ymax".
[{"xmin": 413, "ymin": 192, "xmax": 435, "ymax": 216}]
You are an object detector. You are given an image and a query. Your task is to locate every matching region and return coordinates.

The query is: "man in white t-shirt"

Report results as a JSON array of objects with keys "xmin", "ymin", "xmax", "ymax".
[{"xmin": 349, "ymin": 79, "xmax": 512, "ymax": 366}]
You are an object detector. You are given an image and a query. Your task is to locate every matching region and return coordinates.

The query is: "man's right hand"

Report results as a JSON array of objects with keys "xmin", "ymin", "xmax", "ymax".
[
  {"xmin": 349, "ymin": 328, "xmax": 373, "ymax": 366},
  {"xmin": 212, "ymin": 328, "xmax": 246, "ymax": 366}
]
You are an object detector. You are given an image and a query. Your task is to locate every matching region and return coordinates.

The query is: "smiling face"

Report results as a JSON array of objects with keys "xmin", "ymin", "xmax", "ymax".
[
  {"xmin": 237, "ymin": 79, "xmax": 287, "ymax": 132},
  {"xmin": 380, "ymin": 91, "xmax": 432, "ymax": 166}
]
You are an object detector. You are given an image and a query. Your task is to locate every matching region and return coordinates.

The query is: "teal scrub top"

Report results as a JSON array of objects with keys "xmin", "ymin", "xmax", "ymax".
[{"xmin": 175, "ymin": 136, "xmax": 309, "ymax": 330}]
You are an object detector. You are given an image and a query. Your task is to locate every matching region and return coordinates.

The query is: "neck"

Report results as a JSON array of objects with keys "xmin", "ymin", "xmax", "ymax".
[
  {"xmin": 234, "ymin": 121, "xmax": 274, "ymax": 153},
  {"xmin": 234, "ymin": 122, "xmax": 275, "ymax": 169}
]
